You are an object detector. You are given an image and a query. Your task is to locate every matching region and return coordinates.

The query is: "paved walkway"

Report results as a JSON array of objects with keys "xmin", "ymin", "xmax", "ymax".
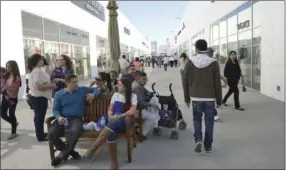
[{"xmin": 1, "ymin": 67, "xmax": 284, "ymax": 169}]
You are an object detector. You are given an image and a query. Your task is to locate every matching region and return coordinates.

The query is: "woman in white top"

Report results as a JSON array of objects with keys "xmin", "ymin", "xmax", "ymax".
[
  {"xmin": 179, "ymin": 53, "xmax": 189, "ymax": 88},
  {"xmin": 27, "ymin": 54, "xmax": 58, "ymax": 142}
]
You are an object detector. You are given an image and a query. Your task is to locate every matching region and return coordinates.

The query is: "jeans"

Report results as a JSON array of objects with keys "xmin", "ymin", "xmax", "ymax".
[
  {"xmin": 192, "ymin": 101, "xmax": 215, "ymax": 149},
  {"xmin": 1, "ymin": 96, "xmax": 18, "ymax": 134},
  {"xmin": 106, "ymin": 117, "xmax": 131, "ymax": 142},
  {"xmin": 28, "ymin": 95, "xmax": 48, "ymax": 140},
  {"xmin": 48, "ymin": 118, "xmax": 83, "ymax": 159},
  {"xmin": 222, "ymin": 86, "xmax": 240, "ymax": 108}
]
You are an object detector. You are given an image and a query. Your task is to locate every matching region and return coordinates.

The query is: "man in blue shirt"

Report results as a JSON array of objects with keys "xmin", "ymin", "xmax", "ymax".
[{"xmin": 48, "ymin": 74, "xmax": 100, "ymax": 166}]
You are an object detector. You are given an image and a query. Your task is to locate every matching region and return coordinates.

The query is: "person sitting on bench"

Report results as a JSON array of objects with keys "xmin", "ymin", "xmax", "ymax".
[
  {"xmin": 83, "ymin": 78, "xmax": 137, "ymax": 169},
  {"xmin": 48, "ymin": 74, "xmax": 100, "ymax": 166}
]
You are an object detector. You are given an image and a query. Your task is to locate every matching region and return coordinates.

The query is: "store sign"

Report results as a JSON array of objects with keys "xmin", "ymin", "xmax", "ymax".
[
  {"xmin": 124, "ymin": 27, "xmax": 130, "ymax": 35},
  {"xmin": 71, "ymin": 1, "xmax": 105, "ymax": 22},
  {"xmin": 237, "ymin": 20, "xmax": 250, "ymax": 30}
]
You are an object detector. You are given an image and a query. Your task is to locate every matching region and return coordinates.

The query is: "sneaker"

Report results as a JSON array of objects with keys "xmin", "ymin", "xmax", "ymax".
[
  {"xmin": 7, "ymin": 133, "xmax": 18, "ymax": 140},
  {"xmin": 51, "ymin": 156, "xmax": 63, "ymax": 166},
  {"xmin": 194, "ymin": 142, "xmax": 202, "ymax": 153},
  {"xmin": 205, "ymin": 148, "xmax": 212, "ymax": 153},
  {"xmin": 236, "ymin": 108, "xmax": 245, "ymax": 111},
  {"xmin": 214, "ymin": 116, "xmax": 220, "ymax": 121},
  {"xmin": 70, "ymin": 151, "xmax": 81, "ymax": 160},
  {"xmin": 223, "ymin": 103, "xmax": 228, "ymax": 107}
]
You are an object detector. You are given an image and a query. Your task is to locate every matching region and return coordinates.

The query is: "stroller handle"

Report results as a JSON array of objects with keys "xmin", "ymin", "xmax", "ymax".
[
  {"xmin": 152, "ymin": 82, "xmax": 156, "ymax": 93},
  {"xmin": 169, "ymin": 83, "xmax": 173, "ymax": 94}
]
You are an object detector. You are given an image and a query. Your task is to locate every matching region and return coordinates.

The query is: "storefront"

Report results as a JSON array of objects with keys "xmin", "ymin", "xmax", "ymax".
[
  {"xmin": 175, "ymin": 1, "xmax": 284, "ymax": 101},
  {"xmin": 1, "ymin": 1, "xmax": 150, "ymax": 99}
]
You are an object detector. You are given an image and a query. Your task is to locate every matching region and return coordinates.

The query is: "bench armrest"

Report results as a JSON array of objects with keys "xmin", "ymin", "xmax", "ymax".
[{"xmin": 45, "ymin": 116, "xmax": 56, "ymax": 129}]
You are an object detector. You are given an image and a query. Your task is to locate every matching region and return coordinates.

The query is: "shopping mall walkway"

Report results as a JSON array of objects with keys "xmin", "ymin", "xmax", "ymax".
[{"xmin": 1, "ymin": 67, "xmax": 284, "ymax": 169}]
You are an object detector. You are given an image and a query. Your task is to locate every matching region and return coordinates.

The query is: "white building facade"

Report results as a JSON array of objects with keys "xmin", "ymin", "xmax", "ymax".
[
  {"xmin": 173, "ymin": 1, "xmax": 285, "ymax": 101},
  {"xmin": 1, "ymin": 1, "xmax": 150, "ymax": 99}
]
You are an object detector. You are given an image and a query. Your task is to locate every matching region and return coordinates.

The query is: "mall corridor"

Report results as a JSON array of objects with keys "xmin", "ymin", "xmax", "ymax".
[{"xmin": 1, "ymin": 67, "xmax": 284, "ymax": 169}]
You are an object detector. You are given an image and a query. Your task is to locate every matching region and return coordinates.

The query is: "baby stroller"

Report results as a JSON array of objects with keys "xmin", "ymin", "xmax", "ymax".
[{"xmin": 151, "ymin": 82, "xmax": 187, "ymax": 139}]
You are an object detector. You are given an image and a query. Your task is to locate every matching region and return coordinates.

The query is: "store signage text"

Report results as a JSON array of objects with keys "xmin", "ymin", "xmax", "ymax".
[
  {"xmin": 124, "ymin": 27, "xmax": 130, "ymax": 35},
  {"xmin": 71, "ymin": 1, "xmax": 105, "ymax": 22},
  {"xmin": 237, "ymin": 20, "xmax": 250, "ymax": 30}
]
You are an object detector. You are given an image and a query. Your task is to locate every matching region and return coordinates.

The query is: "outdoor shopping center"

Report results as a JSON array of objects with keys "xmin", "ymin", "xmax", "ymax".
[
  {"xmin": 1, "ymin": 1, "xmax": 150, "ymax": 99},
  {"xmin": 173, "ymin": 1, "xmax": 284, "ymax": 101}
]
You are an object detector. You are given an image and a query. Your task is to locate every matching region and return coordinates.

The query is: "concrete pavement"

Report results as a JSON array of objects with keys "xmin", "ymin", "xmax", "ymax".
[{"xmin": 1, "ymin": 67, "xmax": 285, "ymax": 169}]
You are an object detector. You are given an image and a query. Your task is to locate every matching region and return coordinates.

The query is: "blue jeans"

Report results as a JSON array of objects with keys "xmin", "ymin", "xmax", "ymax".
[
  {"xmin": 28, "ymin": 95, "xmax": 48, "ymax": 140},
  {"xmin": 192, "ymin": 101, "xmax": 215, "ymax": 149},
  {"xmin": 106, "ymin": 117, "xmax": 132, "ymax": 142}
]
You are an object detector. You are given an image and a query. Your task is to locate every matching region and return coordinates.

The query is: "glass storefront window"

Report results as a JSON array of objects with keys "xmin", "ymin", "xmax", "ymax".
[
  {"xmin": 81, "ymin": 31, "xmax": 90, "ymax": 46},
  {"xmin": 228, "ymin": 13, "xmax": 237, "ymax": 35},
  {"xmin": 252, "ymin": 27, "xmax": 261, "ymax": 90},
  {"xmin": 72, "ymin": 28, "xmax": 82, "ymax": 45},
  {"xmin": 212, "ymin": 39, "xmax": 219, "ymax": 60},
  {"xmin": 44, "ymin": 42, "xmax": 60, "ymax": 74},
  {"xmin": 213, "ymin": 24, "xmax": 219, "ymax": 40},
  {"xmin": 21, "ymin": 11, "xmax": 43, "ymax": 39},
  {"xmin": 23, "ymin": 39, "xmax": 44, "ymax": 73},
  {"xmin": 219, "ymin": 20, "xmax": 227, "ymax": 38},
  {"xmin": 219, "ymin": 37, "xmax": 227, "ymax": 64},
  {"xmin": 228, "ymin": 34, "xmax": 237, "ymax": 53},
  {"xmin": 238, "ymin": 30, "xmax": 252, "ymax": 87},
  {"xmin": 82, "ymin": 47, "xmax": 91, "ymax": 79},
  {"xmin": 73, "ymin": 45, "xmax": 84, "ymax": 78}
]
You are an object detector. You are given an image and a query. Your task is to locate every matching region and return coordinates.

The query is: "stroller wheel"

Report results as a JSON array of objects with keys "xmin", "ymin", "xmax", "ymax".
[
  {"xmin": 179, "ymin": 121, "xmax": 187, "ymax": 130},
  {"xmin": 170, "ymin": 130, "xmax": 179, "ymax": 140},
  {"xmin": 153, "ymin": 127, "xmax": 161, "ymax": 136}
]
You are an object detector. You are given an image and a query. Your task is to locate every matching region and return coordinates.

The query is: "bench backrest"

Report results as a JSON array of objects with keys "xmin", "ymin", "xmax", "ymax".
[{"xmin": 84, "ymin": 94, "xmax": 112, "ymax": 123}]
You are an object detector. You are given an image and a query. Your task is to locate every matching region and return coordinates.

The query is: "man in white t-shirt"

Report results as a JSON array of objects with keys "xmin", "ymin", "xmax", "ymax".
[{"xmin": 119, "ymin": 55, "xmax": 130, "ymax": 74}]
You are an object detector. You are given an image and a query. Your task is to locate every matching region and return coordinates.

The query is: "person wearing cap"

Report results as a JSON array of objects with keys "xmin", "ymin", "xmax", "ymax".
[
  {"xmin": 183, "ymin": 39, "xmax": 222, "ymax": 153},
  {"xmin": 206, "ymin": 47, "xmax": 227, "ymax": 121}
]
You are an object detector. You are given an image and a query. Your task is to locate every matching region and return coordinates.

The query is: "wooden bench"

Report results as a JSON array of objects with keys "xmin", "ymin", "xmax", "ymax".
[{"xmin": 45, "ymin": 94, "xmax": 137, "ymax": 163}]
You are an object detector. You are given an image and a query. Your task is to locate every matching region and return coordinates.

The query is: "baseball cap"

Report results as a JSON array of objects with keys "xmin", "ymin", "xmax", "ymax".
[{"xmin": 207, "ymin": 47, "xmax": 215, "ymax": 52}]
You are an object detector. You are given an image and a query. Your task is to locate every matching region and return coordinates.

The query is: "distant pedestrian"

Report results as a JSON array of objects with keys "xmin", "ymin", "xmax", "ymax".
[
  {"xmin": 183, "ymin": 39, "xmax": 222, "ymax": 153},
  {"xmin": 119, "ymin": 55, "xmax": 130, "ymax": 74},
  {"xmin": 132, "ymin": 57, "xmax": 141, "ymax": 71},
  {"xmin": 1, "ymin": 61, "xmax": 22, "ymax": 140},
  {"xmin": 179, "ymin": 52, "xmax": 189, "ymax": 88}
]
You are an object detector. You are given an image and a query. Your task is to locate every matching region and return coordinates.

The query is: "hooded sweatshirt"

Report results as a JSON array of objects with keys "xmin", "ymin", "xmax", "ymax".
[{"xmin": 183, "ymin": 53, "xmax": 222, "ymax": 105}]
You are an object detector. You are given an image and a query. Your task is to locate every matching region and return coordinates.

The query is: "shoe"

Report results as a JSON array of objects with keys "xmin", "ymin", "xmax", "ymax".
[
  {"xmin": 7, "ymin": 133, "xmax": 18, "ymax": 140},
  {"xmin": 108, "ymin": 142, "xmax": 118, "ymax": 169},
  {"xmin": 70, "ymin": 151, "xmax": 81, "ymax": 160},
  {"xmin": 194, "ymin": 142, "xmax": 202, "ymax": 153},
  {"xmin": 236, "ymin": 108, "xmax": 245, "ymax": 111},
  {"xmin": 205, "ymin": 148, "xmax": 212, "ymax": 153},
  {"xmin": 51, "ymin": 156, "xmax": 63, "ymax": 167},
  {"xmin": 38, "ymin": 133, "xmax": 48, "ymax": 142},
  {"xmin": 214, "ymin": 116, "xmax": 220, "ymax": 121},
  {"xmin": 223, "ymin": 103, "xmax": 228, "ymax": 107}
]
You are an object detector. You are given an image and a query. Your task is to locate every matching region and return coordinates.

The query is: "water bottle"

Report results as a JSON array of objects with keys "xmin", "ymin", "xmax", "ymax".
[
  {"xmin": 99, "ymin": 117, "xmax": 106, "ymax": 130},
  {"xmin": 64, "ymin": 118, "xmax": 69, "ymax": 127}
]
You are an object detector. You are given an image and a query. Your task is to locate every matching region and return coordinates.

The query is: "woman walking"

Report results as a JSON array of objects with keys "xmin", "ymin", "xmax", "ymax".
[
  {"xmin": 1, "ymin": 61, "xmax": 21, "ymax": 140},
  {"xmin": 50, "ymin": 55, "xmax": 74, "ymax": 98},
  {"xmin": 179, "ymin": 53, "xmax": 189, "ymax": 88},
  {"xmin": 222, "ymin": 51, "xmax": 244, "ymax": 111},
  {"xmin": 27, "ymin": 54, "xmax": 57, "ymax": 142},
  {"xmin": 84, "ymin": 78, "xmax": 137, "ymax": 169}
]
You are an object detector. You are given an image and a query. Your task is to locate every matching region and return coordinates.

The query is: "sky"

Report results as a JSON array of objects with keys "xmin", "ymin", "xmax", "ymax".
[{"xmin": 117, "ymin": 1, "xmax": 189, "ymax": 45}]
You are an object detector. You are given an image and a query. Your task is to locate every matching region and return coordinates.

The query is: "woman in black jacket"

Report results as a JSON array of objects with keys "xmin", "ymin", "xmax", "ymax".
[{"xmin": 222, "ymin": 51, "xmax": 244, "ymax": 111}]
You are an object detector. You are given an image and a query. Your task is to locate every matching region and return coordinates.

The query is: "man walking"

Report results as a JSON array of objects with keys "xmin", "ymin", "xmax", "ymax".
[
  {"xmin": 206, "ymin": 47, "xmax": 227, "ymax": 121},
  {"xmin": 183, "ymin": 39, "xmax": 222, "ymax": 153}
]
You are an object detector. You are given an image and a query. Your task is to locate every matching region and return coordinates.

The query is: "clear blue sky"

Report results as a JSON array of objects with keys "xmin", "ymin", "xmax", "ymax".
[{"xmin": 117, "ymin": 1, "xmax": 188, "ymax": 44}]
